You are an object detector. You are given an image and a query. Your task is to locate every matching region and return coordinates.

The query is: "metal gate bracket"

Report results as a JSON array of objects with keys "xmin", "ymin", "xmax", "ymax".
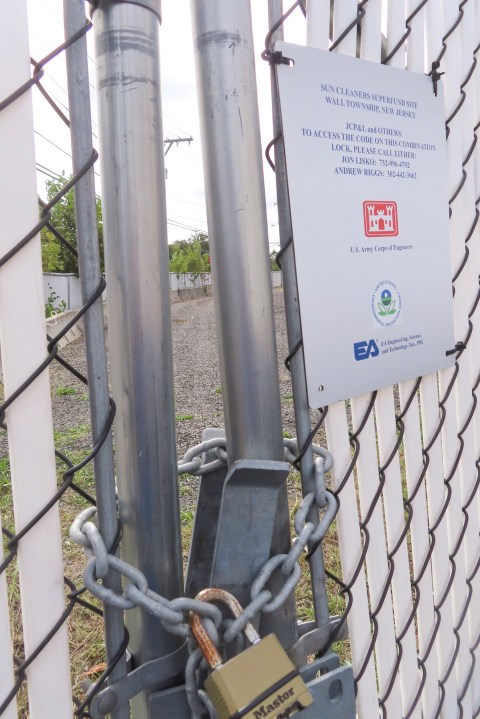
[
  {"xmin": 288, "ymin": 618, "xmax": 348, "ymax": 667},
  {"xmin": 210, "ymin": 457, "xmax": 290, "ymax": 608},
  {"xmin": 186, "ymin": 428, "xmax": 227, "ymax": 598},
  {"xmin": 88, "ymin": 641, "xmax": 187, "ymax": 718},
  {"xmin": 149, "ymin": 654, "xmax": 355, "ymax": 718},
  {"xmin": 300, "ymin": 664, "xmax": 355, "ymax": 719}
]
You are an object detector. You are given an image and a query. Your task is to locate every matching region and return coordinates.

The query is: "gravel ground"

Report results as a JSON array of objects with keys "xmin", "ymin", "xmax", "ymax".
[{"xmin": 0, "ymin": 288, "xmax": 298, "ymax": 461}]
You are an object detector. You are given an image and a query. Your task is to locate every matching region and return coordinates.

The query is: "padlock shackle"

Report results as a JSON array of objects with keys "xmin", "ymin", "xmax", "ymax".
[
  {"xmin": 190, "ymin": 612, "xmax": 223, "ymax": 669},
  {"xmin": 194, "ymin": 588, "xmax": 260, "ymax": 645}
]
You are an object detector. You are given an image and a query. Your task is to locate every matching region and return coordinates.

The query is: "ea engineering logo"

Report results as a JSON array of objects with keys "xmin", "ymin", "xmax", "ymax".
[
  {"xmin": 354, "ymin": 339, "xmax": 379, "ymax": 361},
  {"xmin": 372, "ymin": 280, "xmax": 402, "ymax": 327}
]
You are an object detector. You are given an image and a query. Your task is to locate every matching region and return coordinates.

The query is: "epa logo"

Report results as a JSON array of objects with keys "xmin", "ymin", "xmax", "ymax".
[{"xmin": 354, "ymin": 339, "xmax": 379, "ymax": 361}]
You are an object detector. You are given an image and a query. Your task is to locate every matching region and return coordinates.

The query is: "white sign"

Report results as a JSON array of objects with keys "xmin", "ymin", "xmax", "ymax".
[{"xmin": 276, "ymin": 42, "xmax": 455, "ymax": 408}]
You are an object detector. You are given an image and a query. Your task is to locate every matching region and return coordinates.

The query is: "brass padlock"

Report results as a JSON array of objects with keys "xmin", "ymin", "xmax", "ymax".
[{"xmin": 190, "ymin": 588, "xmax": 313, "ymax": 719}]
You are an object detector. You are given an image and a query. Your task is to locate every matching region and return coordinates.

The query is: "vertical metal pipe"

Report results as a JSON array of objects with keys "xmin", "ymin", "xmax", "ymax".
[
  {"xmin": 190, "ymin": 0, "xmax": 284, "ymax": 465},
  {"xmin": 92, "ymin": 1, "xmax": 183, "ymax": 714},
  {"xmin": 191, "ymin": 0, "xmax": 296, "ymax": 648},
  {"xmin": 268, "ymin": 0, "xmax": 331, "ymax": 630},
  {"xmin": 63, "ymin": 2, "xmax": 128, "ymax": 715}
]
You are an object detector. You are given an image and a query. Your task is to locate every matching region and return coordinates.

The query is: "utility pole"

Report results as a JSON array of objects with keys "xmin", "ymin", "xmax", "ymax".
[{"xmin": 164, "ymin": 136, "xmax": 193, "ymax": 155}]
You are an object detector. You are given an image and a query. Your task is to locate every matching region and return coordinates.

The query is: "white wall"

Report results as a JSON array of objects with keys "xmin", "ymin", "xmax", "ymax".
[{"xmin": 43, "ymin": 271, "xmax": 281, "ymax": 310}]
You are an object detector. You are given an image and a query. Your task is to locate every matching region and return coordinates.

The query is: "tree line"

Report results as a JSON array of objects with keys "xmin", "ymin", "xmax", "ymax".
[{"xmin": 40, "ymin": 177, "xmax": 279, "ymax": 274}]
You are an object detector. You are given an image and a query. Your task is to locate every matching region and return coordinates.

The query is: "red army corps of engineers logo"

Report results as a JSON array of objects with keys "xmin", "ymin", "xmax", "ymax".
[{"xmin": 363, "ymin": 201, "xmax": 398, "ymax": 237}]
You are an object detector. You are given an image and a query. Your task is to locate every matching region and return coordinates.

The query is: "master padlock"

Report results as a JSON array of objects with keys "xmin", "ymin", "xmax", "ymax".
[{"xmin": 190, "ymin": 588, "xmax": 313, "ymax": 719}]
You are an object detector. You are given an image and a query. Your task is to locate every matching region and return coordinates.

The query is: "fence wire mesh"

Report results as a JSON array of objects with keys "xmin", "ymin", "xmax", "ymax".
[
  {"xmin": 2, "ymin": 1, "xmax": 480, "ymax": 718},
  {"xmin": 0, "ymin": 11, "xmax": 126, "ymax": 718},
  {"xmin": 268, "ymin": 1, "xmax": 480, "ymax": 718}
]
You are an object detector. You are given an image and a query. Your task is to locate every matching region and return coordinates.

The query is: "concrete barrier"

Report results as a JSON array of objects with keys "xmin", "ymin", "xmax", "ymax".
[{"xmin": 170, "ymin": 286, "xmax": 213, "ymax": 303}]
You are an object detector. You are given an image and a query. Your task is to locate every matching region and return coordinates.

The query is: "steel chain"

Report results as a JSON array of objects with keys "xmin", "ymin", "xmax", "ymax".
[
  {"xmin": 71, "ymin": 439, "xmax": 334, "ymax": 633},
  {"xmin": 70, "ymin": 437, "xmax": 335, "ymax": 715}
]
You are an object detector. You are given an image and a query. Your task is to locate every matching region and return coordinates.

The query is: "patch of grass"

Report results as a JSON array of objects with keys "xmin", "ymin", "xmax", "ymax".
[
  {"xmin": 55, "ymin": 386, "xmax": 78, "ymax": 396},
  {"xmin": 0, "ymin": 456, "xmax": 10, "ymax": 486},
  {"xmin": 215, "ymin": 387, "xmax": 222, "ymax": 394},
  {"xmin": 176, "ymin": 414, "xmax": 194, "ymax": 421},
  {"xmin": 282, "ymin": 393, "xmax": 293, "ymax": 404},
  {"xmin": 181, "ymin": 509, "xmax": 194, "ymax": 524},
  {"xmin": 55, "ymin": 425, "xmax": 90, "ymax": 441},
  {"xmin": 54, "ymin": 425, "xmax": 91, "ymax": 454},
  {"xmin": 0, "ymin": 458, "xmax": 14, "ymax": 535}
]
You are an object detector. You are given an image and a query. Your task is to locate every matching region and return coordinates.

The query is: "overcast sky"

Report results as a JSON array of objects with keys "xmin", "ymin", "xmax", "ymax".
[{"xmin": 26, "ymin": 0, "xmax": 306, "ymax": 247}]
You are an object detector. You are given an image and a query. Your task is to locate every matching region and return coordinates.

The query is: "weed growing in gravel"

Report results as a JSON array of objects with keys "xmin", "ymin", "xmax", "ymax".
[
  {"xmin": 56, "ymin": 386, "xmax": 78, "ymax": 396},
  {"xmin": 176, "ymin": 414, "xmax": 195, "ymax": 421}
]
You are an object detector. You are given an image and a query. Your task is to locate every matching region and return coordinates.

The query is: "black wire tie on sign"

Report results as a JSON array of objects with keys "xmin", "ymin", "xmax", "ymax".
[
  {"xmin": 431, "ymin": 61, "xmax": 445, "ymax": 97},
  {"xmin": 446, "ymin": 341, "xmax": 467, "ymax": 356},
  {"xmin": 261, "ymin": 49, "xmax": 293, "ymax": 66}
]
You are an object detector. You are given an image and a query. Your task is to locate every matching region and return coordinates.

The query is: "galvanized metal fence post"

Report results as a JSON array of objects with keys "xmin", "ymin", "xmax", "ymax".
[
  {"xmin": 191, "ymin": 0, "xmax": 284, "ymax": 465},
  {"xmin": 267, "ymin": 0, "xmax": 331, "ymax": 631},
  {"xmin": 63, "ymin": 2, "xmax": 128, "ymax": 716},
  {"xmin": 190, "ymin": 0, "xmax": 296, "ymax": 647},
  {"xmin": 91, "ymin": 1, "xmax": 183, "ymax": 715}
]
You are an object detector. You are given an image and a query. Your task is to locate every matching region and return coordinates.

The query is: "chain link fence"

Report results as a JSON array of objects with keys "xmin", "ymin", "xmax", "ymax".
[
  {"xmin": 0, "ymin": 7, "xmax": 124, "ymax": 717},
  {"xmin": 2, "ymin": 1, "xmax": 480, "ymax": 718},
  {"xmin": 266, "ymin": 2, "xmax": 480, "ymax": 718}
]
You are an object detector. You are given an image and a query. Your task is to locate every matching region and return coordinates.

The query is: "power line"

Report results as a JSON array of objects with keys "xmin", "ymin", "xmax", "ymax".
[
  {"xmin": 163, "ymin": 113, "xmax": 193, "ymax": 140},
  {"xmin": 176, "ymin": 145, "xmax": 203, "ymax": 171},
  {"xmin": 30, "ymin": 25, "xmax": 97, "ymax": 95},
  {"xmin": 167, "ymin": 194, "xmax": 204, "ymax": 207},
  {"xmin": 35, "ymin": 130, "xmax": 73, "ymax": 161},
  {"xmin": 34, "ymin": 131, "xmax": 101, "ymax": 178},
  {"xmin": 36, "ymin": 163, "xmax": 63, "ymax": 182},
  {"xmin": 169, "ymin": 212, "xmax": 207, "ymax": 226},
  {"xmin": 35, "ymin": 161, "xmax": 203, "ymax": 234},
  {"xmin": 167, "ymin": 219, "xmax": 205, "ymax": 233}
]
